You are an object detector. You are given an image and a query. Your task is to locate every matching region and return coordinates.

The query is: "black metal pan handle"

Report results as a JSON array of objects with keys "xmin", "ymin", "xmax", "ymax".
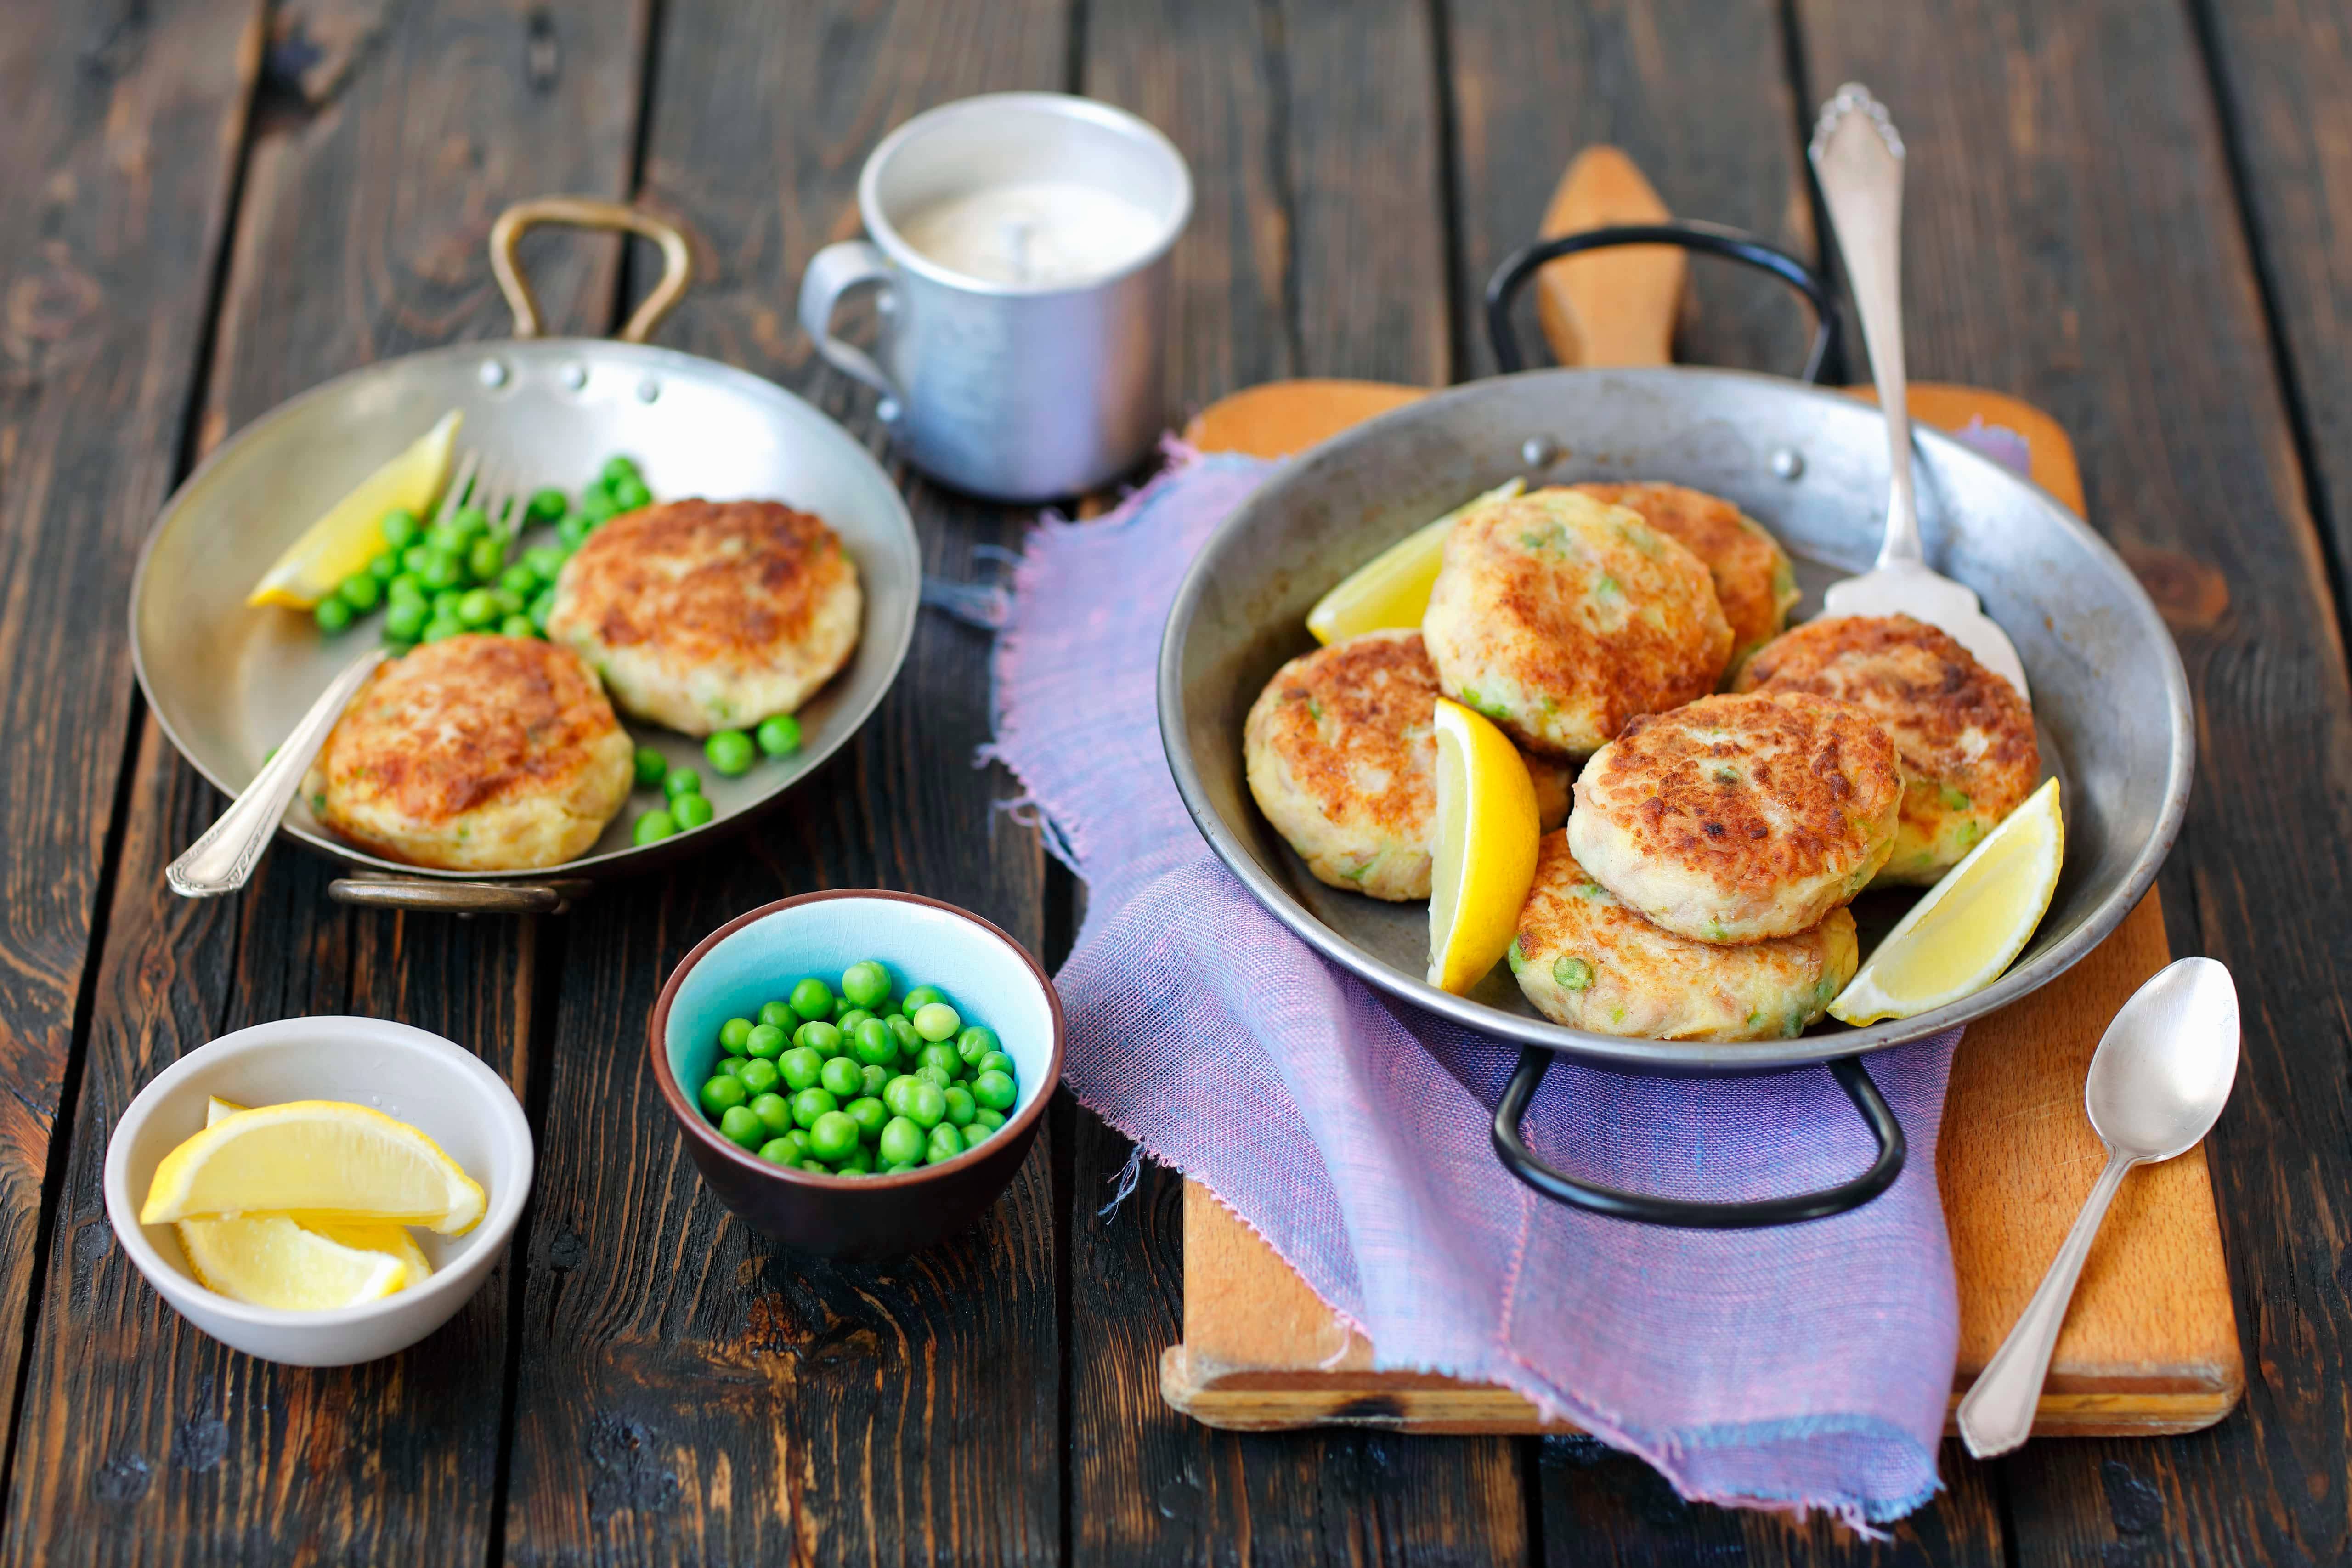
[
  {"xmin": 1485, "ymin": 221, "xmax": 1839, "ymax": 385},
  {"xmin": 1491, "ymin": 1047, "xmax": 1905, "ymax": 1228}
]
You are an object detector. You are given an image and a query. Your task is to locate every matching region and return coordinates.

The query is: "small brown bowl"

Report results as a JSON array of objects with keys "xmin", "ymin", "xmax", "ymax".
[{"xmin": 650, "ymin": 890, "xmax": 1065, "ymax": 1258}]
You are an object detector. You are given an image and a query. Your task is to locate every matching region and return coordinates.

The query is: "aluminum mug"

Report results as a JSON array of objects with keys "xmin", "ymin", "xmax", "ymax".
[{"xmin": 797, "ymin": 93, "xmax": 1193, "ymax": 501}]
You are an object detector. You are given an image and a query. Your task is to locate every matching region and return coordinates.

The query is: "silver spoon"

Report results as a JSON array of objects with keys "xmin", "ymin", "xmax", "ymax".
[
  {"xmin": 1808, "ymin": 84, "xmax": 2031, "ymax": 702},
  {"xmin": 1956, "ymin": 956, "xmax": 2240, "ymax": 1456}
]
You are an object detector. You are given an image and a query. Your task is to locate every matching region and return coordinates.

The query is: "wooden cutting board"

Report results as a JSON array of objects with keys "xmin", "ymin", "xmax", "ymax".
[{"xmin": 1161, "ymin": 377, "xmax": 2242, "ymax": 1439}]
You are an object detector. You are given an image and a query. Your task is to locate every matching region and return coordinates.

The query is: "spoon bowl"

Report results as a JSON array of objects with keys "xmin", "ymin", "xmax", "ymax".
[{"xmin": 2086, "ymin": 955, "xmax": 2241, "ymax": 1160}]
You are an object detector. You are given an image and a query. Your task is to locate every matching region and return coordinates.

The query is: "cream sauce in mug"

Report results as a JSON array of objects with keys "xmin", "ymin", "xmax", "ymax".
[{"xmin": 896, "ymin": 181, "xmax": 1165, "ymax": 289}]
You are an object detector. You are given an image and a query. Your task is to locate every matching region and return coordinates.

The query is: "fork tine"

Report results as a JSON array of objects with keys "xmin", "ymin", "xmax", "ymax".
[{"xmin": 433, "ymin": 449, "xmax": 481, "ymax": 528}]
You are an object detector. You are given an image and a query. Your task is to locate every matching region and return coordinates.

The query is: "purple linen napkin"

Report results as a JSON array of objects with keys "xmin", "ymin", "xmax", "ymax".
[{"xmin": 984, "ymin": 450, "xmax": 1968, "ymax": 1528}]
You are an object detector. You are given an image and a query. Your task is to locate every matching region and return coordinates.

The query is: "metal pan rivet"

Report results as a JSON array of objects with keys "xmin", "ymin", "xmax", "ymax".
[
  {"xmin": 877, "ymin": 396, "xmax": 902, "ymax": 424},
  {"xmin": 561, "ymin": 362, "xmax": 588, "ymax": 391},
  {"xmin": 478, "ymin": 359, "xmax": 509, "ymax": 389},
  {"xmin": 636, "ymin": 377, "xmax": 661, "ymax": 403},
  {"xmin": 1771, "ymin": 447, "xmax": 1805, "ymax": 480},
  {"xmin": 1521, "ymin": 436, "xmax": 1558, "ymax": 468}
]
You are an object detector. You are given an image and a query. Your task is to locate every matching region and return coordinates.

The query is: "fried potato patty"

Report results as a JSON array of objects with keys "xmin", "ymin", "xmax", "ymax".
[
  {"xmin": 1511, "ymin": 834, "xmax": 1858, "ymax": 1041},
  {"xmin": 1569, "ymin": 482, "xmax": 1798, "ymax": 674},
  {"xmin": 1244, "ymin": 629, "xmax": 1570, "ymax": 900},
  {"xmin": 1734, "ymin": 613, "xmax": 2039, "ymax": 884},
  {"xmin": 1567, "ymin": 690, "xmax": 1902, "ymax": 942},
  {"xmin": 1422, "ymin": 488, "xmax": 1731, "ymax": 757},
  {"xmin": 305, "ymin": 634, "xmax": 634, "ymax": 871},
  {"xmin": 548, "ymin": 498, "xmax": 860, "ymax": 736}
]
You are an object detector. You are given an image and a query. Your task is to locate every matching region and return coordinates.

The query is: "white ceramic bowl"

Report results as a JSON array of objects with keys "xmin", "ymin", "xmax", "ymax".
[{"xmin": 102, "ymin": 1016, "xmax": 532, "ymax": 1366}]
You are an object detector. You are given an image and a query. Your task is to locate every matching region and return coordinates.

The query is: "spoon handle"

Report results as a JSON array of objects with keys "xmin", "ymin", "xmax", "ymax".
[
  {"xmin": 1956, "ymin": 1147, "xmax": 2137, "ymax": 1457},
  {"xmin": 165, "ymin": 648, "xmax": 385, "ymax": 899},
  {"xmin": 1809, "ymin": 84, "xmax": 1919, "ymax": 572}
]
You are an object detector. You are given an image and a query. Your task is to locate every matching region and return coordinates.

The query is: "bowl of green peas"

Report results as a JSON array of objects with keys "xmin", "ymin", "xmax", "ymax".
[{"xmin": 650, "ymin": 890, "xmax": 1063, "ymax": 1257}]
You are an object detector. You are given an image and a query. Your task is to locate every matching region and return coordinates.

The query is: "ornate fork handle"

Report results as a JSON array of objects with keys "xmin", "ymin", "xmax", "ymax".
[{"xmin": 165, "ymin": 648, "xmax": 385, "ymax": 898}]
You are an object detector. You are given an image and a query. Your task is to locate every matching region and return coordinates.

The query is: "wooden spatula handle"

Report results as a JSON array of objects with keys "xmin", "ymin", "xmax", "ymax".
[{"xmin": 1536, "ymin": 147, "xmax": 1684, "ymax": 368}]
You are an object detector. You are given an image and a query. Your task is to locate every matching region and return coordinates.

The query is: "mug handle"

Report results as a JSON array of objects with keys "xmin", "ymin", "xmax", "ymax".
[
  {"xmin": 489, "ymin": 196, "xmax": 695, "ymax": 344},
  {"xmin": 797, "ymin": 240, "xmax": 905, "ymax": 408}
]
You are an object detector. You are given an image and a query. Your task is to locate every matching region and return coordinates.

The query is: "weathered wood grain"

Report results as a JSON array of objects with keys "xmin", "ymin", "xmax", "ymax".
[
  {"xmin": 1798, "ymin": 0, "xmax": 2352, "ymax": 1561},
  {"xmin": 0, "ymin": 0, "xmax": 260, "ymax": 1451},
  {"xmin": 494, "ymin": 2, "xmax": 1064, "ymax": 1562},
  {"xmin": 1, "ymin": 1, "xmax": 649, "ymax": 1560},
  {"xmin": 1444, "ymin": 0, "xmax": 1817, "ymax": 380}
]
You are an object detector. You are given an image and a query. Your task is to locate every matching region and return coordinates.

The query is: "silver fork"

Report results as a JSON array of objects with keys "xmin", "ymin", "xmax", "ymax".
[{"xmin": 165, "ymin": 452, "xmax": 514, "ymax": 899}]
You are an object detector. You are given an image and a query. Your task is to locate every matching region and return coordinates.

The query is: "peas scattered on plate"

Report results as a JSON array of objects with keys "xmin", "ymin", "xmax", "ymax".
[{"xmin": 695, "ymin": 962, "xmax": 1020, "ymax": 1175}]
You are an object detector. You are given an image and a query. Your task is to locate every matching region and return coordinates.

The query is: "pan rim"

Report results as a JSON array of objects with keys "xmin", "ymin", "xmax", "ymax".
[
  {"xmin": 1156, "ymin": 364, "xmax": 2194, "ymax": 1075},
  {"xmin": 128, "ymin": 336, "xmax": 921, "ymax": 882}
]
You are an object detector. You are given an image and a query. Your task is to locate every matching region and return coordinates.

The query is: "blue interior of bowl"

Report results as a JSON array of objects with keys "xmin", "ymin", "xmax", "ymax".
[{"xmin": 666, "ymin": 898, "xmax": 1056, "ymax": 1121}]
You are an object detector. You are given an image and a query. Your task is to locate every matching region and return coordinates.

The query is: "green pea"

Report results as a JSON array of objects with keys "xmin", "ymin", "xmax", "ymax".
[
  {"xmin": 807, "ymin": 1110, "xmax": 860, "ymax": 1163},
  {"xmin": 757, "ymin": 714, "xmax": 802, "ymax": 756},
  {"xmin": 699, "ymin": 1074, "xmax": 747, "ymax": 1115},
  {"xmin": 456, "ymin": 589, "xmax": 498, "ymax": 628},
  {"xmin": 672, "ymin": 792, "xmax": 714, "ymax": 829},
  {"xmin": 718, "ymin": 1017, "xmax": 754, "ymax": 1052},
  {"xmin": 526, "ymin": 487, "xmax": 569, "ymax": 523},
  {"xmin": 780, "ymin": 1128, "xmax": 812, "ymax": 1160},
  {"xmin": 851, "ymin": 1018, "xmax": 896, "ymax": 1067},
  {"xmin": 529, "ymin": 587, "xmax": 557, "ymax": 633},
  {"xmin": 401, "ymin": 543, "xmax": 434, "ymax": 575},
  {"xmin": 818, "ymin": 1055, "xmax": 863, "ymax": 1099},
  {"xmin": 718, "ymin": 1105, "xmax": 764, "ymax": 1149},
  {"xmin": 452, "ymin": 504, "xmax": 490, "ymax": 538},
  {"xmin": 837, "ymin": 1146, "xmax": 873, "ymax": 1175},
  {"xmin": 778, "ymin": 1047, "xmax": 822, "ymax": 1092},
  {"xmin": 877, "ymin": 1116, "xmax": 924, "ymax": 1167},
  {"xmin": 600, "ymin": 455, "xmax": 640, "ymax": 487},
  {"xmin": 972, "ymin": 1107, "xmax": 1006, "ymax": 1133},
  {"xmin": 748, "ymin": 1091, "xmax": 794, "ymax": 1137},
  {"xmin": 335, "ymin": 573, "xmax": 380, "ymax": 613},
  {"xmin": 425, "ymin": 522, "xmax": 469, "ymax": 555},
  {"xmin": 831, "ymin": 996, "xmax": 851, "ymax": 1022},
  {"xmin": 972, "ymin": 1069, "xmax": 1016, "ymax": 1111},
  {"xmin": 758, "ymin": 1000, "xmax": 794, "ymax": 1029},
  {"xmin": 578, "ymin": 491, "xmax": 617, "ymax": 526},
  {"xmin": 420, "ymin": 619, "xmax": 461, "ymax": 644},
  {"xmin": 758, "ymin": 1138, "xmax": 798, "ymax": 1166},
  {"xmin": 942, "ymin": 1086, "xmax": 976, "ymax": 1127},
  {"xmin": 556, "ymin": 515, "xmax": 591, "ymax": 549},
  {"xmin": 901, "ymin": 985, "xmax": 947, "ymax": 1018},
  {"xmin": 466, "ymin": 537, "xmax": 504, "ymax": 583},
  {"xmin": 704, "ymin": 729, "xmax": 755, "ymax": 777},
  {"xmin": 906, "ymin": 1080, "xmax": 947, "ymax": 1130},
  {"xmin": 736, "ymin": 1058, "xmax": 781, "ymax": 1097},
  {"xmin": 663, "ymin": 766, "xmax": 702, "ymax": 800},
  {"xmin": 613, "ymin": 477, "xmax": 653, "ymax": 513},
  {"xmin": 380, "ymin": 509, "xmax": 421, "ymax": 549},
  {"xmin": 385, "ymin": 599, "xmax": 428, "ymax": 640},
  {"xmin": 387, "ymin": 573, "xmax": 427, "ymax": 607},
  {"xmin": 888, "ymin": 1015, "xmax": 922, "ymax": 1055},
  {"xmin": 916, "ymin": 1042, "xmax": 961, "ymax": 1081},
  {"xmin": 791, "ymin": 1087, "xmax": 837, "ymax": 1129},
  {"xmin": 841, "ymin": 961, "xmax": 891, "ymax": 1009},
  {"xmin": 523, "ymin": 543, "xmax": 570, "ymax": 583},
  {"xmin": 915, "ymin": 1064, "xmax": 954, "ymax": 1090},
  {"xmin": 314, "ymin": 597, "xmax": 354, "ymax": 634},
  {"xmin": 881, "ymin": 1074, "xmax": 919, "ymax": 1117},
  {"xmin": 977, "ymin": 1051, "xmax": 1015, "ymax": 1078},
  {"xmin": 634, "ymin": 746, "xmax": 667, "ymax": 787},
  {"xmin": 963, "ymin": 1118, "xmax": 992, "ymax": 1143},
  {"xmin": 838, "ymin": 1007, "xmax": 875, "ymax": 1036},
  {"xmin": 431, "ymin": 587, "xmax": 466, "ymax": 619},
  {"xmin": 845, "ymin": 1095, "xmax": 888, "ymax": 1142},
  {"xmin": 804, "ymin": 1021, "xmax": 848, "ymax": 1058},
  {"xmin": 714, "ymin": 1055, "xmax": 748, "ymax": 1078},
  {"xmin": 859, "ymin": 1064, "xmax": 889, "ymax": 1099},
  {"xmin": 496, "ymin": 614, "xmax": 532, "ymax": 639},
  {"xmin": 368, "ymin": 551, "xmax": 400, "ymax": 582},
  {"xmin": 743, "ymin": 1023, "xmax": 786, "ymax": 1059},
  {"xmin": 633, "ymin": 810, "xmax": 677, "ymax": 844},
  {"xmin": 497, "ymin": 563, "xmax": 538, "ymax": 598},
  {"xmin": 790, "ymin": 977, "xmax": 833, "ymax": 1020},
  {"xmin": 925, "ymin": 1123, "xmax": 964, "ymax": 1164},
  {"xmin": 912, "ymin": 1002, "xmax": 962, "ymax": 1043}
]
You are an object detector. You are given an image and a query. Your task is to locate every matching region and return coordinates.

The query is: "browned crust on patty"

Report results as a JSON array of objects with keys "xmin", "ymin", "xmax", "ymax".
[
  {"xmin": 1249, "ymin": 629, "xmax": 1441, "ymax": 842},
  {"xmin": 1568, "ymin": 482, "xmax": 1793, "ymax": 661},
  {"xmin": 561, "ymin": 498, "xmax": 853, "ymax": 663},
  {"xmin": 314, "ymin": 635, "xmax": 623, "ymax": 843}
]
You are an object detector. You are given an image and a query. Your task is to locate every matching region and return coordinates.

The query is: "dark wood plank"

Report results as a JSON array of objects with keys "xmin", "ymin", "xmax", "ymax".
[
  {"xmin": 1071, "ymin": 5, "xmax": 1527, "ymax": 1564},
  {"xmin": 1445, "ymin": 0, "xmax": 1819, "ymax": 380},
  {"xmin": 1796, "ymin": 0, "xmax": 2352, "ymax": 1562},
  {"xmin": 0, "ymin": 0, "xmax": 260, "ymax": 1443},
  {"xmin": 495, "ymin": 3, "xmax": 1065, "ymax": 1562},
  {"xmin": 0, "ymin": 2, "xmax": 649, "ymax": 1560}
]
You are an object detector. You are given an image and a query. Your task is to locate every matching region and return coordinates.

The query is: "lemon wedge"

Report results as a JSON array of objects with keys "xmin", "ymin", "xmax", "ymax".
[
  {"xmin": 1428, "ymin": 697, "xmax": 1543, "ymax": 993},
  {"xmin": 1830, "ymin": 776, "xmax": 2064, "ymax": 1024},
  {"xmin": 247, "ymin": 409, "xmax": 461, "ymax": 608},
  {"xmin": 175, "ymin": 1214, "xmax": 409, "ymax": 1310},
  {"xmin": 1305, "ymin": 478, "xmax": 1524, "ymax": 644},
  {"xmin": 141, "ymin": 1099, "xmax": 486, "ymax": 1234}
]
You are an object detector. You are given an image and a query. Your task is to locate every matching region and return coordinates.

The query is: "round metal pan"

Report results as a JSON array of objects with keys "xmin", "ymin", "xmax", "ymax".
[
  {"xmin": 130, "ymin": 199, "xmax": 921, "ymax": 915},
  {"xmin": 1159, "ymin": 227, "xmax": 2193, "ymax": 1225}
]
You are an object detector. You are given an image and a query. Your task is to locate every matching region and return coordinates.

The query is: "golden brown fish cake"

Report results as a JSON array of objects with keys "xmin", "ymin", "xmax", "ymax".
[
  {"xmin": 304, "ymin": 634, "xmax": 634, "ymax": 871},
  {"xmin": 1566, "ymin": 690, "xmax": 1902, "ymax": 942},
  {"xmin": 1421, "ymin": 488, "xmax": 1732, "ymax": 758},
  {"xmin": 1510, "ymin": 834, "xmax": 1858, "ymax": 1041},
  {"xmin": 548, "ymin": 498, "xmax": 861, "ymax": 735},
  {"xmin": 1733, "ymin": 613, "xmax": 2039, "ymax": 884},
  {"xmin": 1568, "ymin": 482, "xmax": 1798, "ymax": 674},
  {"xmin": 1244, "ymin": 629, "xmax": 1571, "ymax": 900}
]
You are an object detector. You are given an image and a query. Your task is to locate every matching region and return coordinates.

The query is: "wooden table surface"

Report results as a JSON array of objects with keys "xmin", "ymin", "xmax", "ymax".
[{"xmin": 4, "ymin": 0, "xmax": 2347, "ymax": 1561}]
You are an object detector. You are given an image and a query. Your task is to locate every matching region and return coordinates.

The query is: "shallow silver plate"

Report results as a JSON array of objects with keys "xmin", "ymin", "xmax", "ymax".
[{"xmin": 1160, "ymin": 367, "xmax": 2193, "ymax": 1072}]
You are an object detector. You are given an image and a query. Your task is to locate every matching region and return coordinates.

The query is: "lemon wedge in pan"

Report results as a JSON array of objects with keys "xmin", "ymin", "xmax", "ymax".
[
  {"xmin": 1304, "ymin": 477, "xmax": 1525, "ymax": 644},
  {"xmin": 1427, "ymin": 697, "xmax": 1543, "ymax": 994},
  {"xmin": 247, "ymin": 409, "xmax": 461, "ymax": 608},
  {"xmin": 1831, "ymin": 776, "xmax": 2064, "ymax": 1025},
  {"xmin": 141, "ymin": 1098, "xmax": 485, "ymax": 1235}
]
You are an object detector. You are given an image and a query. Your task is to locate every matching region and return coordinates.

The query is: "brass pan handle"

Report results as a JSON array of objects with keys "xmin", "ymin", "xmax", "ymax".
[
  {"xmin": 329, "ymin": 875, "xmax": 593, "ymax": 916},
  {"xmin": 489, "ymin": 196, "xmax": 693, "ymax": 345}
]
